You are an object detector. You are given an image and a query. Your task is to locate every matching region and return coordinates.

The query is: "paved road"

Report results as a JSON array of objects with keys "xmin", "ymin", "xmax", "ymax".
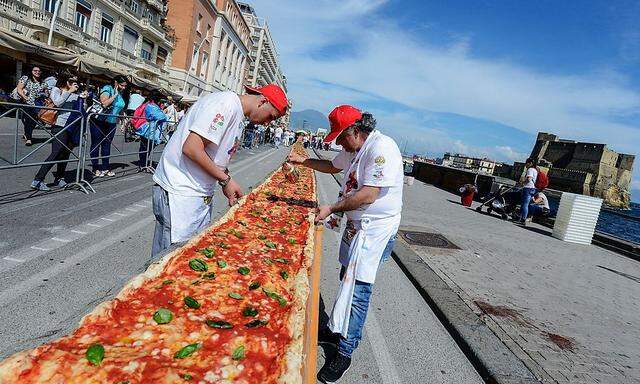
[
  {"xmin": 400, "ymin": 181, "xmax": 640, "ymax": 384},
  {"xmin": 0, "ymin": 146, "xmax": 482, "ymax": 384}
]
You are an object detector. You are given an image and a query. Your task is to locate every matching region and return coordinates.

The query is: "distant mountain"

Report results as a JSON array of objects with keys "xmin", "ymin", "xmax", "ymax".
[{"xmin": 290, "ymin": 109, "xmax": 328, "ymax": 131}]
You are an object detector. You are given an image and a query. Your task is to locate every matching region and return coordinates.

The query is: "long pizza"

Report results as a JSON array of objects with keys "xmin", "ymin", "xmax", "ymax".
[{"xmin": 0, "ymin": 144, "xmax": 317, "ymax": 383}]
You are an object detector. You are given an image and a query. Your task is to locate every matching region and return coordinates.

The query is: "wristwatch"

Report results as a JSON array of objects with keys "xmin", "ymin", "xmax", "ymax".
[{"xmin": 218, "ymin": 174, "xmax": 231, "ymax": 188}]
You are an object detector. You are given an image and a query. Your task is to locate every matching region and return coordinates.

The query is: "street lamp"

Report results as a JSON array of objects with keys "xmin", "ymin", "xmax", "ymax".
[
  {"xmin": 182, "ymin": 30, "xmax": 211, "ymax": 95},
  {"xmin": 47, "ymin": 0, "xmax": 62, "ymax": 46}
]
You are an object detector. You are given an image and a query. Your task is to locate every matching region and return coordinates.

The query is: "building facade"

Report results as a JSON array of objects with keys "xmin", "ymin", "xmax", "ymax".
[
  {"xmin": 523, "ymin": 132, "xmax": 635, "ymax": 208},
  {"xmin": 0, "ymin": 0, "xmax": 174, "ymax": 90},
  {"xmin": 442, "ymin": 153, "xmax": 499, "ymax": 175},
  {"xmin": 165, "ymin": 0, "xmax": 251, "ymax": 100},
  {"xmin": 238, "ymin": 2, "xmax": 288, "ymax": 127}
]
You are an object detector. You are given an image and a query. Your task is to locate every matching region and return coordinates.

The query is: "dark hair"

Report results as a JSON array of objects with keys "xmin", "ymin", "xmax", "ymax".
[
  {"xmin": 55, "ymin": 73, "xmax": 77, "ymax": 89},
  {"xmin": 146, "ymin": 91, "xmax": 163, "ymax": 103},
  {"xmin": 113, "ymin": 75, "xmax": 128, "ymax": 85},
  {"xmin": 28, "ymin": 66, "xmax": 42, "ymax": 83},
  {"xmin": 353, "ymin": 112, "xmax": 376, "ymax": 134},
  {"xmin": 526, "ymin": 157, "xmax": 538, "ymax": 167}
]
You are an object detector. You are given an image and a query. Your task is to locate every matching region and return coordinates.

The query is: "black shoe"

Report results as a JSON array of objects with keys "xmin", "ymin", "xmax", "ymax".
[
  {"xmin": 318, "ymin": 328, "xmax": 340, "ymax": 346},
  {"xmin": 318, "ymin": 353, "xmax": 351, "ymax": 383}
]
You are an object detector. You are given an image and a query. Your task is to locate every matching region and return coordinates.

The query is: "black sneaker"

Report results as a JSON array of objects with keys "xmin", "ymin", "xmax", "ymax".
[
  {"xmin": 318, "ymin": 328, "xmax": 340, "ymax": 346},
  {"xmin": 318, "ymin": 353, "xmax": 351, "ymax": 383}
]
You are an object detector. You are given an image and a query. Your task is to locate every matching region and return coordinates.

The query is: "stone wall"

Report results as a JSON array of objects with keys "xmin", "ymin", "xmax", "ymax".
[{"xmin": 412, "ymin": 162, "xmax": 495, "ymax": 199}]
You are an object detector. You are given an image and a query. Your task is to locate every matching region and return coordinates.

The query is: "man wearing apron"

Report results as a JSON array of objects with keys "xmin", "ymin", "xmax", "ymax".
[
  {"xmin": 288, "ymin": 105, "xmax": 403, "ymax": 383},
  {"xmin": 151, "ymin": 84, "xmax": 288, "ymax": 257}
]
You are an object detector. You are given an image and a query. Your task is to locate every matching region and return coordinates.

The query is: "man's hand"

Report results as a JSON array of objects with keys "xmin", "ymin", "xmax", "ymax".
[
  {"xmin": 222, "ymin": 178, "xmax": 243, "ymax": 206},
  {"xmin": 288, "ymin": 151, "xmax": 308, "ymax": 165},
  {"xmin": 315, "ymin": 205, "xmax": 332, "ymax": 224}
]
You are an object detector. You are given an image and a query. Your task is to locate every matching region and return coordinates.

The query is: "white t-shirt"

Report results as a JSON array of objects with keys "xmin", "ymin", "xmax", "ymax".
[
  {"xmin": 275, "ymin": 127, "xmax": 283, "ymax": 139},
  {"xmin": 534, "ymin": 192, "xmax": 550, "ymax": 209},
  {"xmin": 153, "ymin": 91, "xmax": 244, "ymax": 197},
  {"xmin": 524, "ymin": 167, "xmax": 538, "ymax": 189},
  {"xmin": 331, "ymin": 133, "xmax": 404, "ymax": 220}
]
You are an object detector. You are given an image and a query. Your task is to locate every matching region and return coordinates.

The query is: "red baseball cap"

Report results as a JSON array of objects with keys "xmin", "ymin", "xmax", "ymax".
[
  {"xmin": 244, "ymin": 84, "xmax": 289, "ymax": 115},
  {"xmin": 324, "ymin": 105, "xmax": 362, "ymax": 143}
]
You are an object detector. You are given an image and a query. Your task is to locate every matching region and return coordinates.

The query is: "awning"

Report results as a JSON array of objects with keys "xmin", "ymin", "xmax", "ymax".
[{"xmin": 0, "ymin": 30, "xmax": 80, "ymax": 66}]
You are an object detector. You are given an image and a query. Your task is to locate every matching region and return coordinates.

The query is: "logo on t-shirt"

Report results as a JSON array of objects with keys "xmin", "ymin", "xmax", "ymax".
[
  {"xmin": 374, "ymin": 156, "xmax": 386, "ymax": 166},
  {"xmin": 210, "ymin": 113, "xmax": 225, "ymax": 131}
]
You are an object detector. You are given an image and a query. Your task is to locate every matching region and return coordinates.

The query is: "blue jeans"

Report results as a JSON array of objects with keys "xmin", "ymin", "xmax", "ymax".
[
  {"xmin": 528, "ymin": 204, "xmax": 549, "ymax": 218},
  {"xmin": 336, "ymin": 234, "xmax": 397, "ymax": 358},
  {"xmin": 520, "ymin": 188, "xmax": 537, "ymax": 220},
  {"xmin": 90, "ymin": 119, "xmax": 116, "ymax": 171}
]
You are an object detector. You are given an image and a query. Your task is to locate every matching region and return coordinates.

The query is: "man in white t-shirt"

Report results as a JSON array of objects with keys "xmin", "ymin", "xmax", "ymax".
[
  {"xmin": 274, "ymin": 126, "xmax": 283, "ymax": 148},
  {"xmin": 287, "ymin": 105, "xmax": 403, "ymax": 382},
  {"xmin": 151, "ymin": 84, "xmax": 288, "ymax": 257},
  {"xmin": 518, "ymin": 157, "xmax": 539, "ymax": 224}
]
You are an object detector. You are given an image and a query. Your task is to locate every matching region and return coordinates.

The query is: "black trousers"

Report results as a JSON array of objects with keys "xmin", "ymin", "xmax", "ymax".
[
  {"xmin": 20, "ymin": 102, "xmax": 37, "ymax": 140},
  {"xmin": 34, "ymin": 125, "xmax": 74, "ymax": 182}
]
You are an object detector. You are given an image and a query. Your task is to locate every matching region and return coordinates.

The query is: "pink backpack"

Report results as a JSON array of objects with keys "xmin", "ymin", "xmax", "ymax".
[{"xmin": 131, "ymin": 102, "xmax": 149, "ymax": 130}]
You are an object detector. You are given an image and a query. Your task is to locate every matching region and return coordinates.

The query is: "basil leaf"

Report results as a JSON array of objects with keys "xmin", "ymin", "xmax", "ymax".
[
  {"xmin": 189, "ymin": 258, "xmax": 208, "ymax": 272},
  {"xmin": 245, "ymin": 319, "xmax": 268, "ymax": 328},
  {"xmin": 217, "ymin": 260, "xmax": 227, "ymax": 268},
  {"xmin": 202, "ymin": 272, "xmax": 216, "ymax": 280},
  {"xmin": 206, "ymin": 320, "xmax": 233, "ymax": 329},
  {"xmin": 265, "ymin": 241, "xmax": 276, "ymax": 249},
  {"xmin": 197, "ymin": 248, "xmax": 215, "ymax": 259},
  {"xmin": 217, "ymin": 242, "xmax": 230, "ymax": 249},
  {"xmin": 275, "ymin": 257, "xmax": 289, "ymax": 264},
  {"xmin": 238, "ymin": 220, "xmax": 247, "ymax": 227},
  {"xmin": 85, "ymin": 343, "xmax": 104, "ymax": 366},
  {"xmin": 295, "ymin": 220, "xmax": 302, "ymax": 225},
  {"xmin": 287, "ymin": 238, "xmax": 297, "ymax": 245},
  {"xmin": 116, "ymin": 381, "xmax": 130, "ymax": 384},
  {"xmin": 180, "ymin": 373, "xmax": 192, "ymax": 380},
  {"xmin": 258, "ymin": 234, "xmax": 267, "ymax": 240},
  {"xmin": 262, "ymin": 288, "xmax": 287, "ymax": 307},
  {"xmin": 174, "ymin": 343, "xmax": 201, "ymax": 359},
  {"xmin": 153, "ymin": 308, "xmax": 174, "ymax": 324},
  {"xmin": 228, "ymin": 292, "xmax": 243, "ymax": 300},
  {"xmin": 279, "ymin": 228, "xmax": 286, "ymax": 234},
  {"xmin": 184, "ymin": 296, "xmax": 200, "ymax": 309},
  {"xmin": 280, "ymin": 270, "xmax": 289, "ymax": 280},
  {"xmin": 263, "ymin": 257, "xmax": 274, "ymax": 266},
  {"xmin": 238, "ymin": 266, "xmax": 250, "ymax": 275},
  {"xmin": 162, "ymin": 279, "xmax": 174, "ymax": 285},
  {"xmin": 242, "ymin": 306, "xmax": 258, "ymax": 317},
  {"xmin": 232, "ymin": 345, "xmax": 245, "ymax": 360},
  {"xmin": 262, "ymin": 217, "xmax": 272, "ymax": 223},
  {"xmin": 249, "ymin": 281, "xmax": 261, "ymax": 290}
]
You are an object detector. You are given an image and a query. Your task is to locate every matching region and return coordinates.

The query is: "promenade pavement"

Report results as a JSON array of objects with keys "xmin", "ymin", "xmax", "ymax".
[
  {"xmin": 0, "ymin": 145, "xmax": 482, "ymax": 383},
  {"xmin": 400, "ymin": 179, "xmax": 640, "ymax": 384}
]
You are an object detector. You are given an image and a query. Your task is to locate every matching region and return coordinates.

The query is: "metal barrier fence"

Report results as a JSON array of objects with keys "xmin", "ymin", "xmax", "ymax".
[{"xmin": 0, "ymin": 101, "xmax": 177, "ymax": 195}]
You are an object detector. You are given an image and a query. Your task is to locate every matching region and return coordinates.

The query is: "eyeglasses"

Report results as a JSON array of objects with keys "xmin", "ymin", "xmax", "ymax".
[{"xmin": 32, "ymin": 69, "xmax": 41, "ymax": 73}]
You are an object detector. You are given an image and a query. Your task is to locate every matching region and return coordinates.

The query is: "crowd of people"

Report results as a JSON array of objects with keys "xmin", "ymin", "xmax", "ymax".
[{"xmin": 1, "ymin": 66, "xmax": 191, "ymax": 191}]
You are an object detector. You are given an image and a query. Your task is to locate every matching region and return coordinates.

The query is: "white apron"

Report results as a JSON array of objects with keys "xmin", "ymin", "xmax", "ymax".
[
  {"xmin": 168, "ymin": 192, "xmax": 214, "ymax": 243},
  {"xmin": 328, "ymin": 131, "xmax": 400, "ymax": 337}
]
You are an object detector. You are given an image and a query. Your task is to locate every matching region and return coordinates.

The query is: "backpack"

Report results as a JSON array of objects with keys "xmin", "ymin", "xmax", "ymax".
[
  {"xmin": 535, "ymin": 167, "xmax": 549, "ymax": 190},
  {"xmin": 131, "ymin": 102, "xmax": 149, "ymax": 130}
]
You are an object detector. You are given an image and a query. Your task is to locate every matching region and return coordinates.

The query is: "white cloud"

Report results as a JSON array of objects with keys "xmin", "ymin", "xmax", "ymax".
[{"xmin": 251, "ymin": 0, "xmax": 640, "ymax": 182}]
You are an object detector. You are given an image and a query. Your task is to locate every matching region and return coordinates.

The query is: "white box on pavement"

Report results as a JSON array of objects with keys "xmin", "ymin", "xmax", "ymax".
[{"xmin": 552, "ymin": 193, "xmax": 602, "ymax": 245}]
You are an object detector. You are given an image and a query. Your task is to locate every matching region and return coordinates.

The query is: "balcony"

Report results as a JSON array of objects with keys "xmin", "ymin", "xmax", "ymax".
[
  {"xmin": 140, "ymin": 18, "xmax": 167, "ymax": 43},
  {"xmin": 0, "ymin": 0, "xmax": 30, "ymax": 22},
  {"xmin": 136, "ymin": 57, "xmax": 166, "ymax": 75},
  {"xmin": 147, "ymin": 0, "xmax": 164, "ymax": 12},
  {"xmin": 117, "ymin": 49, "xmax": 138, "ymax": 67}
]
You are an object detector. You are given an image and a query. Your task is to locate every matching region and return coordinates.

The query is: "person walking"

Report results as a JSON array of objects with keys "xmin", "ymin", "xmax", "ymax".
[
  {"xmin": 517, "ymin": 157, "xmax": 538, "ymax": 224},
  {"xmin": 11, "ymin": 66, "xmax": 48, "ymax": 146},
  {"xmin": 274, "ymin": 125, "xmax": 283, "ymax": 148},
  {"xmin": 30, "ymin": 74, "xmax": 85, "ymax": 191},
  {"xmin": 287, "ymin": 105, "xmax": 403, "ymax": 383},
  {"xmin": 151, "ymin": 84, "xmax": 289, "ymax": 257},
  {"xmin": 89, "ymin": 75, "xmax": 128, "ymax": 177}
]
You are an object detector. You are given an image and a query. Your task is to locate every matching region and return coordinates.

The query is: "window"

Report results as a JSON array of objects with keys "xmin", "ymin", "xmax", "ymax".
[
  {"xmin": 200, "ymin": 51, "xmax": 208, "ymax": 78},
  {"xmin": 122, "ymin": 26, "xmax": 139, "ymax": 54},
  {"xmin": 130, "ymin": 0, "xmax": 139, "ymax": 14},
  {"xmin": 43, "ymin": 0, "xmax": 59, "ymax": 14},
  {"xmin": 156, "ymin": 47, "xmax": 168, "ymax": 66},
  {"xmin": 196, "ymin": 14, "xmax": 202, "ymax": 34},
  {"xmin": 141, "ymin": 39, "xmax": 154, "ymax": 61},
  {"xmin": 100, "ymin": 13, "xmax": 113, "ymax": 43},
  {"xmin": 205, "ymin": 24, "xmax": 211, "ymax": 40},
  {"xmin": 190, "ymin": 44, "xmax": 199, "ymax": 71},
  {"xmin": 74, "ymin": 0, "xmax": 92, "ymax": 33}
]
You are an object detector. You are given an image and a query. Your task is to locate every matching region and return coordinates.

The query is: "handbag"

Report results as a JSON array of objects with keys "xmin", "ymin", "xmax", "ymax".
[{"xmin": 37, "ymin": 98, "xmax": 58, "ymax": 126}]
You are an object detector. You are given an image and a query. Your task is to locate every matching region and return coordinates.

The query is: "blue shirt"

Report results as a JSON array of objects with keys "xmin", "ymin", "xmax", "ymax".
[
  {"xmin": 127, "ymin": 93, "xmax": 145, "ymax": 111},
  {"xmin": 100, "ymin": 85, "xmax": 125, "ymax": 124}
]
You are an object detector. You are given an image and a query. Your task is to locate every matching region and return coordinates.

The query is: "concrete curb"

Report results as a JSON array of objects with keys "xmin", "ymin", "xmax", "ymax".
[{"xmin": 391, "ymin": 239, "xmax": 542, "ymax": 384}]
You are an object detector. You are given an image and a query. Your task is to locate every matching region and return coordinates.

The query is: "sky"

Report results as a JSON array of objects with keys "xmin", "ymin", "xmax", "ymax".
[{"xmin": 250, "ymin": 0, "xmax": 640, "ymax": 201}]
